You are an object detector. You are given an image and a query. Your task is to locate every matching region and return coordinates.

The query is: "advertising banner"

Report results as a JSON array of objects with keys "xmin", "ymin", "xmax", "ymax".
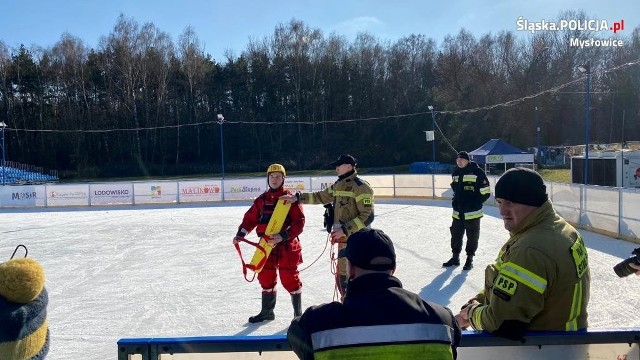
[
  {"xmin": 0, "ymin": 184, "xmax": 46, "ymax": 207},
  {"xmin": 47, "ymin": 184, "xmax": 90, "ymax": 207},
  {"xmin": 310, "ymin": 176, "xmax": 335, "ymax": 192},
  {"xmin": 133, "ymin": 182, "xmax": 178, "ymax": 204},
  {"xmin": 222, "ymin": 179, "xmax": 266, "ymax": 201},
  {"xmin": 486, "ymin": 154, "xmax": 534, "ymax": 164},
  {"xmin": 90, "ymin": 183, "xmax": 134, "ymax": 205},
  {"xmin": 178, "ymin": 180, "xmax": 223, "ymax": 203},
  {"xmin": 284, "ymin": 177, "xmax": 310, "ymax": 192}
]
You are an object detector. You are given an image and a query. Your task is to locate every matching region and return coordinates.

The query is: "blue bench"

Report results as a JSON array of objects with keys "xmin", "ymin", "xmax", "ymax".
[{"xmin": 118, "ymin": 328, "xmax": 640, "ymax": 360}]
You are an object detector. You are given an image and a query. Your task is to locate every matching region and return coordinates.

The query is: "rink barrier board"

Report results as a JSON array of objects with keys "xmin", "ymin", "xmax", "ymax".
[
  {"xmin": 1, "ymin": 175, "xmax": 638, "ymax": 243},
  {"xmin": 118, "ymin": 328, "xmax": 640, "ymax": 360}
]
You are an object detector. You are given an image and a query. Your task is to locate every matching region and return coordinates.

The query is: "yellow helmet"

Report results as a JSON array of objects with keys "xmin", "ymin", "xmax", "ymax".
[{"xmin": 267, "ymin": 163, "xmax": 286, "ymax": 177}]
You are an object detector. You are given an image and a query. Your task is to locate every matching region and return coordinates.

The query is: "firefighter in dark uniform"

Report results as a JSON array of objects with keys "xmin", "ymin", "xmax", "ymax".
[
  {"xmin": 443, "ymin": 151, "xmax": 491, "ymax": 270},
  {"xmin": 288, "ymin": 229, "xmax": 461, "ymax": 359}
]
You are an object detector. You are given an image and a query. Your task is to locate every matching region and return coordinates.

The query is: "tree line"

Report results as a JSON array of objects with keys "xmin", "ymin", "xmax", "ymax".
[{"xmin": 0, "ymin": 11, "xmax": 638, "ymax": 179}]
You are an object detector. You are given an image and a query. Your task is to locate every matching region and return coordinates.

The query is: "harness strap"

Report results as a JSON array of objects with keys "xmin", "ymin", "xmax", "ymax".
[{"xmin": 233, "ymin": 237, "xmax": 269, "ymax": 282}]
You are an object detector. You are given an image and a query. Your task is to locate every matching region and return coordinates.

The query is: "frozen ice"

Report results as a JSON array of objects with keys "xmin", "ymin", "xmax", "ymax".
[{"xmin": 1, "ymin": 199, "xmax": 638, "ymax": 359}]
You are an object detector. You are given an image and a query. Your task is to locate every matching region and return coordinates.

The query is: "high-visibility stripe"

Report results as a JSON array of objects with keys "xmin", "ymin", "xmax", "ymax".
[
  {"xmin": 462, "ymin": 175, "xmax": 478, "ymax": 182},
  {"xmin": 566, "ymin": 280, "xmax": 583, "ymax": 331},
  {"xmin": 452, "ymin": 210, "xmax": 484, "ymax": 219},
  {"xmin": 470, "ymin": 304, "xmax": 486, "ymax": 330},
  {"xmin": 480, "ymin": 186, "xmax": 491, "ymax": 195},
  {"xmin": 355, "ymin": 193, "xmax": 373, "ymax": 203},
  {"xmin": 333, "ymin": 190, "xmax": 355, "ymax": 198},
  {"xmin": 464, "ymin": 209, "xmax": 483, "ymax": 219},
  {"xmin": 316, "ymin": 343, "xmax": 453, "ymax": 360},
  {"xmin": 352, "ymin": 217, "xmax": 365, "ymax": 230},
  {"xmin": 501, "ymin": 262, "xmax": 547, "ymax": 294},
  {"xmin": 311, "ymin": 323, "xmax": 454, "ymax": 350}
]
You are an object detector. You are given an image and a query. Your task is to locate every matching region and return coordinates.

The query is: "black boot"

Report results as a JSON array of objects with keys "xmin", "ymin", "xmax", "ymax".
[
  {"xmin": 463, "ymin": 256, "xmax": 474, "ymax": 271},
  {"xmin": 249, "ymin": 292, "xmax": 276, "ymax": 323},
  {"xmin": 291, "ymin": 293, "xmax": 302, "ymax": 317},
  {"xmin": 442, "ymin": 254, "xmax": 460, "ymax": 267}
]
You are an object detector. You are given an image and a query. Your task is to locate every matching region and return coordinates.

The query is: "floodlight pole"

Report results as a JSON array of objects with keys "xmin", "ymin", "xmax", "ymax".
[
  {"xmin": 577, "ymin": 61, "xmax": 591, "ymax": 185},
  {"xmin": 428, "ymin": 106, "xmax": 436, "ymax": 198},
  {"xmin": 532, "ymin": 46, "xmax": 549, "ymax": 167},
  {"xmin": 217, "ymin": 114, "xmax": 225, "ymax": 201},
  {"xmin": 217, "ymin": 114, "xmax": 225, "ymax": 180},
  {"xmin": 428, "ymin": 106, "xmax": 436, "ymax": 167},
  {"xmin": 0, "ymin": 121, "xmax": 6, "ymax": 186}
]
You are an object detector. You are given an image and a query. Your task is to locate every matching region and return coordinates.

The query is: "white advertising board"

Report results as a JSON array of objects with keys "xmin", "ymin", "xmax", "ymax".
[
  {"xmin": 47, "ymin": 184, "xmax": 90, "ymax": 207},
  {"xmin": 0, "ymin": 185, "xmax": 46, "ymax": 207},
  {"xmin": 284, "ymin": 177, "xmax": 310, "ymax": 192},
  {"xmin": 90, "ymin": 183, "xmax": 134, "ymax": 205},
  {"xmin": 133, "ymin": 182, "xmax": 178, "ymax": 204},
  {"xmin": 178, "ymin": 181, "xmax": 223, "ymax": 203},
  {"xmin": 310, "ymin": 176, "xmax": 335, "ymax": 192},
  {"xmin": 222, "ymin": 179, "xmax": 267, "ymax": 201}
]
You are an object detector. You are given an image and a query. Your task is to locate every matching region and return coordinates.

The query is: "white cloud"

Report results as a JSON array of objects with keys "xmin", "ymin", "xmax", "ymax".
[{"xmin": 331, "ymin": 16, "xmax": 385, "ymax": 38}]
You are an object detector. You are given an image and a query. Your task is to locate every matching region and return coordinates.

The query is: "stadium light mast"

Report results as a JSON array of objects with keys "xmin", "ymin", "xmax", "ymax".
[
  {"xmin": 428, "ymin": 106, "xmax": 436, "ymax": 198},
  {"xmin": 0, "ymin": 121, "xmax": 6, "ymax": 186},
  {"xmin": 577, "ymin": 61, "xmax": 591, "ymax": 185},
  {"xmin": 533, "ymin": 46, "xmax": 549, "ymax": 167},
  {"xmin": 217, "ymin": 114, "xmax": 225, "ymax": 180}
]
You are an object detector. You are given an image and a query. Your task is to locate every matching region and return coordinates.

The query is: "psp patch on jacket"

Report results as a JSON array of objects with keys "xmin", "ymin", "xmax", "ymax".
[{"xmin": 493, "ymin": 274, "xmax": 518, "ymax": 300}]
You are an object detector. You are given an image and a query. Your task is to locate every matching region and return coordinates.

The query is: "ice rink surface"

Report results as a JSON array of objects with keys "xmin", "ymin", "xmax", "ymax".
[{"xmin": 1, "ymin": 198, "xmax": 639, "ymax": 359}]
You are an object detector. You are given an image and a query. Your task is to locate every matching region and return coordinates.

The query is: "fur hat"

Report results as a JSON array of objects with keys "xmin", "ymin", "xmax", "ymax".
[
  {"xmin": 495, "ymin": 167, "xmax": 548, "ymax": 207},
  {"xmin": 0, "ymin": 257, "xmax": 49, "ymax": 359}
]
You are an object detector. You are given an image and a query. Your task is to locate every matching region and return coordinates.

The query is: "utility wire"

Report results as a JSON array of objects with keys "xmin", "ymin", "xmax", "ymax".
[{"xmin": 3, "ymin": 58, "xmax": 639, "ymax": 133}]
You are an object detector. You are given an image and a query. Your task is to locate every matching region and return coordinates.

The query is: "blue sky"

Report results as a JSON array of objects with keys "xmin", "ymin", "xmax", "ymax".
[{"xmin": 0, "ymin": 0, "xmax": 636, "ymax": 62}]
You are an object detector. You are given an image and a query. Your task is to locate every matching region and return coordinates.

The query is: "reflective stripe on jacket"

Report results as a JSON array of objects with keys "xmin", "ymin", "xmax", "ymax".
[
  {"xmin": 450, "ymin": 161, "xmax": 490, "ymax": 220},
  {"xmin": 287, "ymin": 273, "xmax": 461, "ymax": 359},
  {"xmin": 300, "ymin": 170, "xmax": 374, "ymax": 237}
]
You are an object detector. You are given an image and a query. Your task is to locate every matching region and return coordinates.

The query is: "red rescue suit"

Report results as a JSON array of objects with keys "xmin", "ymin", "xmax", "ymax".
[{"xmin": 238, "ymin": 187, "xmax": 305, "ymax": 292}]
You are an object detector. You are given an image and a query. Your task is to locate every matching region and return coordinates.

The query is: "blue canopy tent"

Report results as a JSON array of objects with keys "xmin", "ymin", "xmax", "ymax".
[{"xmin": 468, "ymin": 139, "xmax": 535, "ymax": 173}]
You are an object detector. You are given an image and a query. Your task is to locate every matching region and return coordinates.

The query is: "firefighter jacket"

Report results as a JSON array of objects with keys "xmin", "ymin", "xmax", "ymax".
[
  {"xmin": 298, "ymin": 170, "xmax": 373, "ymax": 237},
  {"xmin": 237, "ymin": 187, "xmax": 305, "ymax": 243},
  {"xmin": 466, "ymin": 200, "xmax": 590, "ymax": 340},
  {"xmin": 287, "ymin": 273, "xmax": 461, "ymax": 360},
  {"xmin": 450, "ymin": 161, "xmax": 490, "ymax": 220}
]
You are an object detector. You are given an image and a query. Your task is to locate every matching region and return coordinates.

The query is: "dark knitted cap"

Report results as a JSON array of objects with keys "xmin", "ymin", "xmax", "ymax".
[
  {"xmin": 330, "ymin": 154, "xmax": 358, "ymax": 167},
  {"xmin": 495, "ymin": 167, "xmax": 548, "ymax": 207},
  {"xmin": 457, "ymin": 151, "xmax": 470, "ymax": 161},
  {"xmin": 339, "ymin": 229, "xmax": 396, "ymax": 271}
]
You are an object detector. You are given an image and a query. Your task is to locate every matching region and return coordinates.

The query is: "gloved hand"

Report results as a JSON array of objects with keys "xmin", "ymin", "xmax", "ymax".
[
  {"xmin": 279, "ymin": 194, "xmax": 298, "ymax": 204},
  {"xmin": 232, "ymin": 236, "xmax": 243, "ymax": 245},
  {"xmin": 266, "ymin": 234, "xmax": 284, "ymax": 244},
  {"xmin": 330, "ymin": 228, "xmax": 346, "ymax": 244}
]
